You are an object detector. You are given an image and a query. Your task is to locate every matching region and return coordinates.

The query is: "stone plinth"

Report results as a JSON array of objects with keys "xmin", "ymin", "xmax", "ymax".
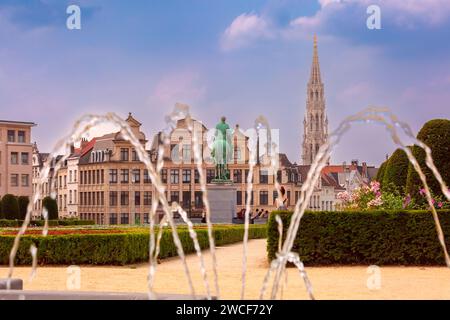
[{"xmin": 207, "ymin": 183, "xmax": 237, "ymax": 224}]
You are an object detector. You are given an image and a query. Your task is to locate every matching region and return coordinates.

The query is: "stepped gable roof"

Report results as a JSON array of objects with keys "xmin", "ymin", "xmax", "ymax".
[{"xmin": 278, "ymin": 153, "xmax": 293, "ymax": 167}]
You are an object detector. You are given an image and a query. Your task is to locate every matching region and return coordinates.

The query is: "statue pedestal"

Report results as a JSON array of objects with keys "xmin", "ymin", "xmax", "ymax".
[{"xmin": 207, "ymin": 183, "xmax": 237, "ymax": 224}]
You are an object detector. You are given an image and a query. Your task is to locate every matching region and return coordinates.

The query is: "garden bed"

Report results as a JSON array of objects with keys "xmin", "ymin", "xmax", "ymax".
[{"xmin": 0, "ymin": 224, "xmax": 267, "ymax": 265}]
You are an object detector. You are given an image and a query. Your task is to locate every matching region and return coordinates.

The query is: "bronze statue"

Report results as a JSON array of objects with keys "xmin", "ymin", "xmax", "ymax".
[{"xmin": 211, "ymin": 116, "xmax": 233, "ymax": 182}]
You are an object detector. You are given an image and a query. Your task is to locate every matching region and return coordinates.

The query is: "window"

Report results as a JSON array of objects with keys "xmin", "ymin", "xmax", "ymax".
[
  {"xmin": 21, "ymin": 152, "xmax": 29, "ymax": 165},
  {"xmin": 144, "ymin": 213, "xmax": 149, "ymax": 224},
  {"xmin": 194, "ymin": 170, "xmax": 200, "ymax": 184},
  {"xmin": 135, "ymin": 191, "xmax": 141, "ymax": 206},
  {"xmin": 132, "ymin": 169, "xmax": 140, "ymax": 183},
  {"xmin": 120, "ymin": 191, "xmax": 129, "ymax": 206},
  {"xmin": 10, "ymin": 174, "xmax": 19, "ymax": 187},
  {"xmin": 109, "ymin": 213, "xmax": 118, "ymax": 225},
  {"xmin": 170, "ymin": 191, "xmax": 179, "ymax": 203},
  {"xmin": 182, "ymin": 144, "xmax": 191, "ymax": 163},
  {"xmin": 273, "ymin": 190, "xmax": 278, "ymax": 203},
  {"xmin": 10, "ymin": 152, "xmax": 18, "ymax": 165},
  {"xmin": 109, "ymin": 191, "xmax": 118, "ymax": 206},
  {"xmin": 144, "ymin": 192, "xmax": 152, "ymax": 206},
  {"xmin": 21, "ymin": 174, "xmax": 29, "ymax": 187},
  {"xmin": 236, "ymin": 191, "xmax": 242, "ymax": 206},
  {"xmin": 233, "ymin": 170, "xmax": 242, "ymax": 183},
  {"xmin": 234, "ymin": 147, "xmax": 241, "ymax": 161},
  {"xmin": 121, "ymin": 169, "xmax": 129, "ymax": 183},
  {"xmin": 259, "ymin": 191, "xmax": 268, "ymax": 205},
  {"xmin": 120, "ymin": 148, "xmax": 129, "ymax": 161},
  {"xmin": 120, "ymin": 213, "xmax": 129, "ymax": 224},
  {"xmin": 259, "ymin": 170, "xmax": 268, "ymax": 184},
  {"xmin": 245, "ymin": 170, "xmax": 251, "ymax": 182},
  {"xmin": 287, "ymin": 191, "xmax": 291, "ymax": 206},
  {"xmin": 277, "ymin": 170, "xmax": 282, "ymax": 183},
  {"xmin": 182, "ymin": 191, "xmax": 191, "ymax": 208},
  {"xmin": 182, "ymin": 169, "xmax": 191, "ymax": 184},
  {"xmin": 170, "ymin": 169, "xmax": 179, "ymax": 184},
  {"xmin": 7, "ymin": 130, "xmax": 15, "ymax": 143},
  {"xmin": 170, "ymin": 144, "xmax": 179, "ymax": 163},
  {"xmin": 245, "ymin": 191, "xmax": 254, "ymax": 205},
  {"xmin": 206, "ymin": 169, "xmax": 215, "ymax": 183},
  {"xmin": 161, "ymin": 169, "xmax": 167, "ymax": 183},
  {"xmin": 18, "ymin": 131, "xmax": 25, "ymax": 143},
  {"xmin": 132, "ymin": 149, "xmax": 139, "ymax": 161},
  {"xmin": 194, "ymin": 191, "xmax": 203, "ymax": 208},
  {"xmin": 143, "ymin": 169, "xmax": 151, "ymax": 183}
]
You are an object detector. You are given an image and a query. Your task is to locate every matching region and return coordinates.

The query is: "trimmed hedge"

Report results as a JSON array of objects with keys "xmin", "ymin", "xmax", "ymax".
[
  {"xmin": 383, "ymin": 148, "xmax": 409, "ymax": 191},
  {"xmin": 375, "ymin": 161, "xmax": 387, "ymax": 184},
  {"xmin": 0, "ymin": 225, "xmax": 267, "ymax": 265},
  {"xmin": 267, "ymin": 210, "xmax": 450, "ymax": 265},
  {"xmin": 1, "ymin": 194, "xmax": 19, "ymax": 220},
  {"xmin": 0, "ymin": 219, "xmax": 95, "ymax": 228},
  {"xmin": 406, "ymin": 119, "xmax": 450, "ymax": 201}
]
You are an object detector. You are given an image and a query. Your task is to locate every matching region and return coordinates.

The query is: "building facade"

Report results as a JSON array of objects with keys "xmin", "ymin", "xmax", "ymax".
[{"xmin": 0, "ymin": 120, "xmax": 36, "ymax": 199}]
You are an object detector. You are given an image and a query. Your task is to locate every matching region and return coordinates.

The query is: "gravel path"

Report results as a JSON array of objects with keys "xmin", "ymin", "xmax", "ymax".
[{"xmin": 2, "ymin": 239, "xmax": 450, "ymax": 299}]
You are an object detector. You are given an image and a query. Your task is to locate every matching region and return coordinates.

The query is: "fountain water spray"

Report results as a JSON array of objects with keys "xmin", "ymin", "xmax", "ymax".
[
  {"xmin": 268, "ymin": 107, "xmax": 450, "ymax": 300},
  {"xmin": 7, "ymin": 113, "xmax": 197, "ymax": 297}
]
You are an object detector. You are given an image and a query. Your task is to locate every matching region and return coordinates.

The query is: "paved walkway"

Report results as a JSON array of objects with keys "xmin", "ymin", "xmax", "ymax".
[{"xmin": 2, "ymin": 239, "xmax": 450, "ymax": 299}]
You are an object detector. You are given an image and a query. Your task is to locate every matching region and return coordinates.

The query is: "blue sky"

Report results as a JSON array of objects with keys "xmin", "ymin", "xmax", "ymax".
[{"xmin": 1, "ymin": 0, "xmax": 450, "ymax": 166}]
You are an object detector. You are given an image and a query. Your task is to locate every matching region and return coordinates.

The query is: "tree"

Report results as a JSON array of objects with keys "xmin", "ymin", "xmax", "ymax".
[
  {"xmin": 1, "ymin": 194, "xmax": 19, "ymax": 220},
  {"xmin": 406, "ymin": 119, "xmax": 450, "ymax": 201},
  {"xmin": 18, "ymin": 196, "xmax": 30, "ymax": 220},
  {"xmin": 383, "ymin": 148, "xmax": 409, "ymax": 192},
  {"xmin": 375, "ymin": 161, "xmax": 387, "ymax": 184},
  {"xmin": 42, "ymin": 196, "xmax": 59, "ymax": 220},
  {"xmin": 0, "ymin": 198, "xmax": 3, "ymax": 219}
]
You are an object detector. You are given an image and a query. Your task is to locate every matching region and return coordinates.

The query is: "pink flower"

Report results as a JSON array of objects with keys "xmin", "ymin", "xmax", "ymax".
[
  {"xmin": 370, "ymin": 181, "xmax": 380, "ymax": 193},
  {"xmin": 419, "ymin": 188, "xmax": 426, "ymax": 196},
  {"xmin": 437, "ymin": 202, "xmax": 443, "ymax": 208}
]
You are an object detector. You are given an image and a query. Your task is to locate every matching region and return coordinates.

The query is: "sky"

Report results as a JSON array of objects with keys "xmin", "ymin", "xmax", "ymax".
[{"xmin": 1, "ymin": 0, "xmax": 450, "ymax": 166}]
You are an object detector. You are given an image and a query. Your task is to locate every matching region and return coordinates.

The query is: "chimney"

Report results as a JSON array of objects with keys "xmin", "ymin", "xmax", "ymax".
[
  {"xmin": 362, "ymin": 162, "xmax": 368, "ymax": 178},
  {"xmin": 70, "ymin": 143, "xmax": 75, "ymax": 155},
  {"xmin": 81, "ymin": 138, "xmax": 89, "ymax": 149}
]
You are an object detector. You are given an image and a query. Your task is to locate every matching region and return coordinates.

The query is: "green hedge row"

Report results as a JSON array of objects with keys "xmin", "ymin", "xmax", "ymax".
[
  {"xmin": 267, "ymin": 210, "xmax": 450, "ymax": 265},
  {"xmin": 0, "ymin": 219, "xmax": 95, "ymax": 228},
  {"xmin": 0, "ymin": 225, "xmax": 267, "ymax": 265}
]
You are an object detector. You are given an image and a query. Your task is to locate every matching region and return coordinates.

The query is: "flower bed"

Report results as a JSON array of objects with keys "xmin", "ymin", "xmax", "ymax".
[
  {"xmin": 267, "ymin": 210, "xmax": 450, "ymax": 265},
  {"xmin": 0, "ymin": 224, "xmax": 267, "ymax": 265}
]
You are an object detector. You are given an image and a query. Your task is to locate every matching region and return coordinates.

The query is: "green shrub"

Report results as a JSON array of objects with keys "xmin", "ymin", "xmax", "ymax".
[
  {"xmin": 383, "ymin": 148, "xmax": 409, "ymax": 191},
  {"xmin": 406, "ymin": 119, "xmax": 450, "ymax": 201},
  {"xmin": 57, "ymin": 220, "xmax": 95, "ymax": 226},
  {"xmin": 0, "ymin": 225, "xmax": 267, "ymax": 265},
  {"xmin": 267, "ymin": 210, "xmax": 450, "ymax": 265},
  {"xmin": 0, "ymin": 219, "xmax": 94, "ymax": 228},
  {"xmin": 1, "ymin": 194, "xmax": 19, "ymax": 220},
  {"xmin": 17, "ymin": 196, "xmax": 30, "ymax": 220},
  {"xmin": 376, "ymin": 161, "xmax": 387, "ymax": 185},
  {"xmin": 42, "ymin": 196, "xmax": 58, "ymax": 220}
]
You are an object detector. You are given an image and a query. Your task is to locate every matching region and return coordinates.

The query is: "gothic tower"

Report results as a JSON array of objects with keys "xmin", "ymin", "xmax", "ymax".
[{"xmin": 302, "ymin": 35, "xmax": 329, "ymax": 165}]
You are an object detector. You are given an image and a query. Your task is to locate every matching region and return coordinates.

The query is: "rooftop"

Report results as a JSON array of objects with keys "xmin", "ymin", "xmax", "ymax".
[{"xmin": 0, "ymin": 119, "xmax": 37, "ymax": 126}]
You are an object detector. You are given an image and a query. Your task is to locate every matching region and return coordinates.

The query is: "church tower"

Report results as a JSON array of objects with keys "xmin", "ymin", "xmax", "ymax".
[{"xmin": 302, "ymin": 35, "xmax": 329, "ymax": 165}]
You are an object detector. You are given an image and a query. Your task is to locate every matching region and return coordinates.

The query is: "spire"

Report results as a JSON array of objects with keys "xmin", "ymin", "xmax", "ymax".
[{"xmin": 309, "ymin": 34, "xmax": 322, "ymax": 85}]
